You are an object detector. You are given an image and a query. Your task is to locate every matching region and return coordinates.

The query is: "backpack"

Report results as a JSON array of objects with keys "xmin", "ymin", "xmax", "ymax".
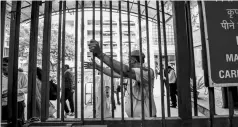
[{"xmin": 49, "ymin": 80, "xmax": 57, "ymax": 100}]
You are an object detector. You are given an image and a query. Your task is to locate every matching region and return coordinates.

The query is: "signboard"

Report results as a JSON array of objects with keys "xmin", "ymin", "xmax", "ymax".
[{"xmin": 203, "ymin": 1, "xmax": 238, "ymax": 87}]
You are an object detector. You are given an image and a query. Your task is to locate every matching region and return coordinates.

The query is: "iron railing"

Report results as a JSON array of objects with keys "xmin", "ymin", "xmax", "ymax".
[{"xmin": 1, "ymin": 1, "xmax": 238, "ymax": 127}]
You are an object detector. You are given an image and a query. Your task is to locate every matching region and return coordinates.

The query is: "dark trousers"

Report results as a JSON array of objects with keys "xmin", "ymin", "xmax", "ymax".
[
  {"xmin": 116, "ymin": 91, "xmax": 120, "ymax": 104},
  {"xmin": 169, "ymin": 83, "xmax": 177, "ymax": 106},
  {"xmin": 116, "ymin": 86, "xmax": 121, "ymax": 104},
  {"xmin": 64, "ymin": 88, "xmax": 74, "ymax": 113},
  {"xmin": 2, "ymin": 101, "xmax": 25, "ymax": 126},
  {"xmin": 112, "ymin": 95, "xmax": 116, "ymax": 109}
]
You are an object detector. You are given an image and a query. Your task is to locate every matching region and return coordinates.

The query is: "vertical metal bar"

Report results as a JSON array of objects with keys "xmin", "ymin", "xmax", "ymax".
[
  {"xmin": 145, "ymin": 0, "xmax": 152, "ymax": 117},
  {"xmin": 109, "ymin": 1, "xmax": 115, "ymax": 118},
  {"xmin": 127, "ymin": 0, "xmax": 133, "ymax": 118},
  {"xmin": 137, "ymin": 1, "xmax": 145, "ymax": 124},
  {"xmin": 27, "ymin": 1, "xmax": 40, "ymax": 119},
  {"xmin": 208, "ymin": 87, "xmax": 215, "ymax": 125},
  {"xmin": 197, "ymin": 1, "xmax": 210, "ymax": 90},
  {"xmin": 57, "ymin": 0, "xmax": 62, "ymax": 119},
  {"xmin": 41, "ymin": 1, "xmax": 52, "ymax": 121},
  {"xmin": 75, "ymin": 0, "xmax": 79, "ymax": 118},
  {"xmin": 118, "ymin": 1, "xmax": 124, "ymax": 121},
  {"xmin": 61, "ymin": 1, "xmax": 66, "ymax": 121},
  {"xmin": 1, "ymin": 1, "xmax": 6, "ymax": 62},
  {"xmin": 7, "ymin": 1, "xmax": 21, "ymax": 126},
  {"xmin": 161, "ymin": 1, "xmax": 171, "ymax": 117},
  {"xmin": 100, "ymin": 1, "xmax": 104, "ymax": 122},
  {"xmin": 156, "ymin": 1, "xmax": 165, "ymax": 126},
  {"xmin": 228, "ymin": 87, "xmax": 234, "ymax": 127},
  {"xmin": 1, "ymin": 1, "xmax": 6, "ymax": 122},
  {"xmin": 80, "ymin": 1, "xmax": 85, "ymax": 122},
  {"xmin": 156, "ymin": 1, "xmax": 165, "ymax": 127},
  {"xmin": 197, "ymin": 2, "xmax": 215, "ymax": 126},
  {"xmin": 92, "ymin": 1, "xmax": 96, "ymax": 118},
  {"xmin": 185, "ymin": 1, "xmax": 198, "ymax": 116},
  {"xmin": 172, "ymin": 2, "xmax": 192, "ymax": 125}
]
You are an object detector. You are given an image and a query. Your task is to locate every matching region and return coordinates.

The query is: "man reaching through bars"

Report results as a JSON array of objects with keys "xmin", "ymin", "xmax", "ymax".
[{"xmin": 87, "ymin": 39, "xmax": 157, "ymax": 117}]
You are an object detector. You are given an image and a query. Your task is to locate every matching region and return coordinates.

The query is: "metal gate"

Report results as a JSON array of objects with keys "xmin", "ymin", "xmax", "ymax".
[{"xmin": 1, "ymin": 1, "xmax": 238, "ymax": 127}]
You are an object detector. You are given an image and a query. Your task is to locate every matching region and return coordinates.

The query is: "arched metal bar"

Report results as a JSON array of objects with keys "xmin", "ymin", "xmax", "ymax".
[
  {"xmin": 80, "ymin": 1, "xmax": 85, "ymax": 122},
  {"xmin": 92, "ymin": 0, "xmax": 96, "ymax": 119},
  {"xmin": 145, "ymin": 0, "xmax": 152, "ymax": 117},
  {"xmin": 1, "ymin": 2, "xmax": 7, "ymax": 121},
  {"xmin": 21, "ymin": 7, "xmax": 167, "ymax": 24},
  {"xmin": 161, "ymin": 1, "xmax": 171, "ymax": 117},
  {"xmin": 41, "ymin": 1, "xmax": 52, "ymax": 122},
  {"xmin": 118, "ymin": 0, "xmax": 125, "ymax": 121},
  {"xmin": 137, "ymin": 1, "xmax": 145, "ymax": 125},
  {"xmin": 156, "ymin": 1, "xmax": 165, "ymax": 127},
  {"xmin": 56, "ymin": 0, "xmax": 62, "ymax": 119},
  {"xmin": 127, "ymin": 0, "xmax": 133, "ymax": 118},
  {"xmin": 27, "ymin": 1, "xmax": 40, "ymax": 119},
  {"xmin": 75, "ymin": 0, "xmax": 79, "ymax": 118},
  {"xmin": 109, "ymin": 0, "xmax": 115, "ymax": 118},
  {"xmin": 60, "ymin": 1, "xmax": 66, "ymax": 122},
  {"xmin": 185, "ymin": 1, "xmax": 198, "ymax": 116},
  {"xmin": 7, "ymin": 1, "xmax": 21, "ymax": 126},
  {"xmin": 99, "ymin": 0, "xmax": 104, "ymax": 122}
]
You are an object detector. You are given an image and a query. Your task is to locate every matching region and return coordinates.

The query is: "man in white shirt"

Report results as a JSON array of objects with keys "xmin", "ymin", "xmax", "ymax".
[
  {"xmin": 168, "ymin": 66, "xmax": 177, "ymax": 108},
  {"xmin": 88, "ymin": 39, "xmax": 157, "ymax": 117},
  {"xmin": 1, "ymin": 57, "xmax": 28, "ymax": 126}
]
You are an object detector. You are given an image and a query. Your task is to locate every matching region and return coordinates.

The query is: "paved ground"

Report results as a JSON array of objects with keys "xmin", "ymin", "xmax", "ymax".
[
  {"xmin": 49, "ymin": 78, "xmax": 203, "ymax": 118},
  {"xmin": 24, "ymin": 76, "xmax": 238, "ymax": 120},
  {"xmin": 196, "ymin": 86, "xmax": 238, "ymax": 115},
  {"xmin": 24, "ymin": 77, "xmax": 204, "ymax": 120}
]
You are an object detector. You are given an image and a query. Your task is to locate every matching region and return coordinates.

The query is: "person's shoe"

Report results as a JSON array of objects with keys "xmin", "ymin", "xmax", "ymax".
[
  {"xmin": 65, "ymin": 113, "xmax": 70, "ymax": 118},
  {"xmin": 69, "ymin": 112, "xmax": 75, "ymax": 116},
  {"xmin": 170, "ymin": 104, "xmax": 177, "ymax": 108},
  {"xmin": 49, "ymin": 114, "xmax": 55, "ymax": 118},
  {"xmin": 27, "ymin": 117, "xmax": 40, "ymax": 123}
]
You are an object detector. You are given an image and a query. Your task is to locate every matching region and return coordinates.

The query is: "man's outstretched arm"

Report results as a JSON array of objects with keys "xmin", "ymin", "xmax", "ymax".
[
  {"xmin": 97, "ymin": 53, "xmax": 136, "ymax": 79},
  {"xmin": 89, "ymin": 39, "xmax": 136, "ymax": 80},
  {"xmin": 84, "ymin": 62, "xmax": 121, "ymax": 78},
  {"xmin": 95, "ymin": 63, "xmax": 121, "ymax": 78}
]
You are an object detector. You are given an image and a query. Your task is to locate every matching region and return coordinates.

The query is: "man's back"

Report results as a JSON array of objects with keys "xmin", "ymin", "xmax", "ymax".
[
  {"xmin": 125, "ymin": 68, "xmax": 157, "ymax": 117},
  {"xmin": 168, "ymin": 68, "xmax": 176, "ymax": 84},
  {"xmin": 64, "ymin": 69, "xmax": 74, "ymax": 89}
]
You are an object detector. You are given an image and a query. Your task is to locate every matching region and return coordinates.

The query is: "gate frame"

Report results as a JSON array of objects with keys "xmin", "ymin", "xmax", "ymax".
[
  {"xmin": 172, "ymin": 1, "xmax": 192, "ymax": 126},
  {"xmin": 2, "ymin": 1, "xmax": 238, "ymax": 127}
]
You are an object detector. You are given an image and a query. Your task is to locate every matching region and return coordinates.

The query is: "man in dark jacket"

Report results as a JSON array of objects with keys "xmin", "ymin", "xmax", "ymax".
[{"xmin": 64, "ymin": 64, "xmax": 75, "ymax": 117}]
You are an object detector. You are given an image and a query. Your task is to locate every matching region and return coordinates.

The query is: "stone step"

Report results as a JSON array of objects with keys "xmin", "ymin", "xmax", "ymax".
[{"xmin": 192, "ymin": 98, "xmax": 231, "ymax": 117}]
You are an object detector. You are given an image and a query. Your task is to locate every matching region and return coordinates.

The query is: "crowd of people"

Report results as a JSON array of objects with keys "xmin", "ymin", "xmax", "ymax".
[
  {"xmin": 1, "ymin": 39, "xmax": 178, "ymax": 125},
  {"xmin": 1, "ymin": 57, "xmax": 75, "ymax": 126}
]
